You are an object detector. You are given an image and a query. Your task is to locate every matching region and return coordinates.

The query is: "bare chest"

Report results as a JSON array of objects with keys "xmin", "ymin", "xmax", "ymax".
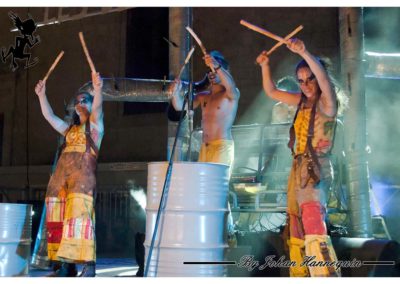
[{"xmin": 200, "ymin": 91, "xmax": 231, "ymax": 114}]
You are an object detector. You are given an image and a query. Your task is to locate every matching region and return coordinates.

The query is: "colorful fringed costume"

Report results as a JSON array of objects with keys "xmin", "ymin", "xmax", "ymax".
[
  {"xmin": 286, "ymin": 96, "xmax": 340, "ymax": 277},
  {"xmin": 46, "ymin": 120, "xmax": 101, "ymax": 263}
]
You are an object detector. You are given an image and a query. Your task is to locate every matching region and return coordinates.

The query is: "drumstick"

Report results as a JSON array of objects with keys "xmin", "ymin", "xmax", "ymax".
[
  {"xmin": 240, "ymin": 19, "xmax": 289, "ymax": 45},
  {"xmin": 78, "ymin": 32, "xmax": 96, "ymax": 73},
  {"xmin": 177, "ymin": 46, "xmax": 195, "ymax": 79},
  {"xmin": 267, "ymin": 25, "xmax": 303, "ymax": 55},
  {"xmin": 185, "ymin": 26, "xmax": 216, "ymax": 73},
  {"xmin": 43, "ymin": 51, "xmax": 64, "ymax": 82}
]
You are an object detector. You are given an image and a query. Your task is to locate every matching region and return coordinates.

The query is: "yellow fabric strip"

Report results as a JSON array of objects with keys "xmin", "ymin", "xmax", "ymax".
[
  {"xmin": 63, "ymin": 145, "xmax": 86, "ymax": 153},
  {"xmin": 47, "ymin": 243, "xmax": 61, "ymax": 261},
  {"xmin": 288, "ymin": 237, "xmax": 309, "ymax": 277},
  {"xmin": 53, "ymin": 193, "xmax": 96, "ymax": 262},
  {"xmin": 64, "ymin": 193, "xmax": 94, "ymax": 219},
  {"xmin": 57, "ymin": 238, "xmax": 96, "ymax": 262}
]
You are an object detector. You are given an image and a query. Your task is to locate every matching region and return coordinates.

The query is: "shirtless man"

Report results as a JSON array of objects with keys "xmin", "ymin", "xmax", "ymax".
[
  {"xmin": 170, "ymin": 51, "xmax": 240, "ymax": 245},
  {"xmin": 170, "ymin": 51, "xmax": 240, "ymax": 171}
]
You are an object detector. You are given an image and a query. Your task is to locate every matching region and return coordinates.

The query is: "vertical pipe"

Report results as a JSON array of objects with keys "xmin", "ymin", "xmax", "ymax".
[
  {"xmin": 167, "ymin": 8, "xmax": 192, "ymax": 161},
  {"xmin": 339, "ymin": 7, "xmax": 372, "ymax": 237}
]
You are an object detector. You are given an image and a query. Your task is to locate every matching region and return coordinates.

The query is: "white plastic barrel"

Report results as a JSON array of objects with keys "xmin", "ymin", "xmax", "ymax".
[
  {"xmin": 145, "ymin": 162, "xmax": 229, "ymax": 277},
  {"xmin": 0, "ymin": 203, "xmax": 32, "ymax": 277}
]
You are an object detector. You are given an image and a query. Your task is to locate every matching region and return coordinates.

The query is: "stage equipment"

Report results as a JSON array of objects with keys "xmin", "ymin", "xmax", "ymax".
[{"xmin": 332, "ymin": 237, "xmax": 400, "ymax": 277}]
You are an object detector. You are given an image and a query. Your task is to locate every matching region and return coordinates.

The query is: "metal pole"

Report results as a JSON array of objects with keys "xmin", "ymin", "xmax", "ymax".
[
  {"xmin": 339, "ymin": 7, "xmax": 372, "ymax": 237},
  {"xmin": 167, "ymin": 7, "xmax": 192, "ymax": 161}
]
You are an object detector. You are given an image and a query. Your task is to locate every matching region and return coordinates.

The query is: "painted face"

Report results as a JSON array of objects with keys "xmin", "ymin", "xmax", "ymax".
[
  {"xmin": 296, "ymin": 67, "xmax": 319, "ymax": 98},
  {"xmin": 74, "ymin": 94, "xmax": 92, "ymax": 115}
]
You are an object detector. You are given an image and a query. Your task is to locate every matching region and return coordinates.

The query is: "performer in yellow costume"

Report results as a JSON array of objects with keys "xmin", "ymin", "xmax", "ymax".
[
  {"xmin": 257, "ymin": 38, "xmax": 347, "ymax": 277},
  {"xmin": 34, "ymin": 72, "xmax": 103, "ymax": 277}
]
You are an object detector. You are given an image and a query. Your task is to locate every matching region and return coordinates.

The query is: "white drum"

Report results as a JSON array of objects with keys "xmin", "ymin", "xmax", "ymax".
[
  {"xmin": 145, "ymin": 162, "xmax": 229, "ymax": 277},
  {"xmin": 0, "ymin": 203, "xmax": 32, "ymax": 277}
]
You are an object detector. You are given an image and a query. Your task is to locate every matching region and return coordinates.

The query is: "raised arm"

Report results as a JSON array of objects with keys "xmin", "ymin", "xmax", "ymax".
[
  {"xmin": 34, "ymin": 80, "xmax": 69, "ymax": 135},
  {"xmin": 287, "ymin": 38, "xmax": 337, "ymax": 116},
  {"xmin": 256, "ymin": 51, "xmax": 301, "ymax": 106},
  {"xmin": 204, "ymin": 54, "xmax": 240, "ymax": 100},
  {"xmin": 170, "ymin": 79, "xmax": 185, "ymax": 111},
  {"xmin": 89, "ymin": 72, "xmax": 104, "ymax": 133},
  {"xmin": 170, "ymin": 79, "xmax": 201, "ymax": 111}
]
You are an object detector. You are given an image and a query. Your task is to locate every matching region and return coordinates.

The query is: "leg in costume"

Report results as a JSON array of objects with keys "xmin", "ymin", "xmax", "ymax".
[
  {"xmin": 46, "ymin": 154, "xmax": 68, "ymax": 261},
  {"xmin": 46, "ymin": 152, "xmax": 97, "ymax": 263},
  {"xmin": 57, "ymin": 153, "xmax": 97, "ymax": 262},
  {"xmin": 296, "ymin": 157, "xmax": 340, "ymax": 277},
  {"xmin": 286, "ymin": 159, "xmax": 309, "ymax": 277}
]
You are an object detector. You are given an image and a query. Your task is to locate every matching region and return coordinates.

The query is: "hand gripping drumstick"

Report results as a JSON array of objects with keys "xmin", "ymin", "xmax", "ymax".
[
  {"xmin": 267, "ymin": 25, "xmax": 303, "ymax": 55},
  {"xmin": 43, "ymin": 51, "xmax": 64, "ymax": 82},
  {"xmin": 185, "ymin": 26, "xmax": 216, "ymax": 73},
  {"xmin": 177, "ymin": 46, "xmax": 196, "ymax": 79},
  {"xmin": 79, "ymin": 32, "xmax": 96, "ymax": 73},
  {"xmin": 240, "ymin": 20, "xmax": 290, "ymax": 45}
]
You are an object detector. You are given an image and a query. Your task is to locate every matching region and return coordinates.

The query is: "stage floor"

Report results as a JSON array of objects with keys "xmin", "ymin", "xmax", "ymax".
[{"xmin": 28, "ymin": 258, "xmax": 139, "ymax": 277}]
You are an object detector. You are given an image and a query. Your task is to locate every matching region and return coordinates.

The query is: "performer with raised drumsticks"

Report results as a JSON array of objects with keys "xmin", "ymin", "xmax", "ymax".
[
  {"xmin": 256, "ymin": 33, "xmax": 347, "ymax": 277},
  {"xmin": 169, "ymin": 28, "xmax": 240, "ymax": 246},
  {"xmin": 34, "ymin": 32, "xmax": 103, "ymax": 277},
  {"xmin": 171, "ymin": 28, "xmax": 240, "ymax": 174}
]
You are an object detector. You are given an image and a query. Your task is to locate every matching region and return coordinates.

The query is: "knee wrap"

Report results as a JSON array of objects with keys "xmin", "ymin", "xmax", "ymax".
[
  {"xmin": 301, "ymin": 201, "xmax": 326, "ymax": 235},
  {"xmin": 304, "ymin": 235, "xmax": 340, "ymax": 277}
]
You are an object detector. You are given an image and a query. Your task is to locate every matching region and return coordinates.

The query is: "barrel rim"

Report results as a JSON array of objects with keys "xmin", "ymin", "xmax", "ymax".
[
  {"xmin": 144, "ymin": 243, "xmax": 228, "ymax": 249},
  {"xmin": 145, "ymin": 208, "xmax": 228, "ymax": 212},
  {"xmin": 148, "ymin": 161, "xmax": 229, "ymax": 168},
  {"xmin": 0, "ymin": 203, "xmax": 33, "ymax": 208}
]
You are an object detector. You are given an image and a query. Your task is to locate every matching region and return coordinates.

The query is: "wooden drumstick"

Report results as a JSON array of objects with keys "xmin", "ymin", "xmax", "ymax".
[
  {"xmin": 79, "ymin": 32, "xmax": 96, "ymax": 73},
  {"xmin": 267, "ymin": 25, "xmax": 303, "ymax": 55},
  {"xmin": 177, "ymin": 46, "xmax": 195, "ymax": 79},
  {"xmin": 43, "ymin": 51, "xmax": 64, "ymax": 82},
  {"xmin": 240, "ymin": 19, "xmax": 289, "ymax": 45},
  {"xmin": 185, "ymin": 26, "xmax": 216, "ymax": 73}
]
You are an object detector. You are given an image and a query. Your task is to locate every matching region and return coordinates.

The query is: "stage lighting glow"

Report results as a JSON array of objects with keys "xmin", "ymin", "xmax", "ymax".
[
  {"xmin": 365, "ymin": 51, "xmax": 400, "ymax": 57},
  {"xmin": 129, "ymin": 188, "xmax": 146, "ymax": 210},
  {"xmin": 370, "ymin": 179, "xmax": 398, "ymax": 216}
]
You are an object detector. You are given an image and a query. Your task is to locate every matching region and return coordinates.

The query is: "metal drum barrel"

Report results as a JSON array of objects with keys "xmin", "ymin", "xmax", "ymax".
[
  {"xmin": 145, "ymin": 162, "xmax": 229, "ymax": 277},
  {"xmin": 0, "ymin": 203, "xmax": 32, "ymax": 276}
]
